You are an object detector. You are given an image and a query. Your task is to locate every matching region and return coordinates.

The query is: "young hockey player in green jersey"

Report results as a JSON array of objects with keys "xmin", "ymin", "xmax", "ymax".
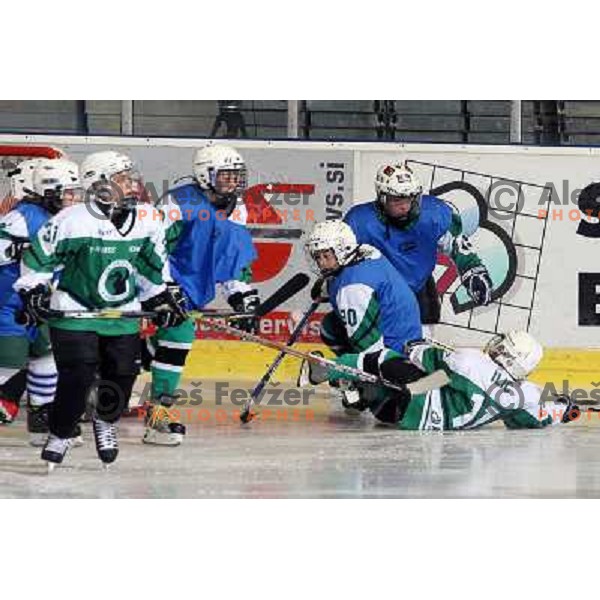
[{"xmin": 14, "ymin": 150, "xmax": 186, "ymax": 468}]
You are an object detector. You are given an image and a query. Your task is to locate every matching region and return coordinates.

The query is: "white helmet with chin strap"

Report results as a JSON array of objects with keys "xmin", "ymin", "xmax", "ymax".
[
  {"xmin": 484, "ymin": 330, "xmax": 543, "ymax": 380},
  {"xmin": 305, "ymin": 220, "xmax": 360, "ymax": 275},
  {"xmin": 30, "ymin": 159, "xmax": 81, "ymax": 214},
  {"xmin": 81, "ymin": 150, "xmax": 136, "ymax": 206},
  {"xmin": 375, "ymin": 162, "xmax": 423, "ymax": 223},
  {"xmin": 193, "ymin": 145, "xmax": 247, "ymax": 211}
]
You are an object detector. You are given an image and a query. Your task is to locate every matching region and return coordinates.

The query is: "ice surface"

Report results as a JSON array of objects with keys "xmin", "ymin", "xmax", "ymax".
[{"xmin": 2, "ymin": 383, "xmax": 600, "ymax": 498}]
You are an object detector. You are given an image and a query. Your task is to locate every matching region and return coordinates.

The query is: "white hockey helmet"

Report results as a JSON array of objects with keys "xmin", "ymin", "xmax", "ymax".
[
  {"xmin": 305, "ymin": 220, "xmax": 359, "ymax": 275},
  {"xmin": 31, "ymin": 159, "xmax": 81, "ymax": 214},
  {"xmin": 375, "ymin": 162, "xmax": 423, "ymax": 222},
  {"xmin": 193, "ymin": 145, "xmax": 247, "ymax": 205},
  {"xmin": 81, "ymin": 150, "xmax": 137, "ymax": 205},
  {"xmin": 484, "ymin": 330, "xmax": 543, "ymax": 380},
  {"xmin": 8, "ymin": 158, "xmax": 53, "ymax": 200}
]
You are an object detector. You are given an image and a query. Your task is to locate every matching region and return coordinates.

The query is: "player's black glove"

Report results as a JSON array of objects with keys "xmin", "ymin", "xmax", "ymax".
[
  {"xmin": 552, "ymin": 394, "xmax": 581, "ymax": 423},
  {"xmin": 461, "ymin": 265, "xmax": 493, "ymax": 306},
  {"xmin": 17, "ymin": 284, "xmax": 53, "ymax": 327},
  {"xmin": 142, "ymin": 284, "xmax": 188, "ymax": 328},
  {"xmin": 227, "ymin": 289, "xmax": 260, "ymax": 333},
  {"xmin": 310, "ymin": 277, "xmax": 329, "ymax": 303},
  {"xmin": 3, "ymin": 240, "xmax": 29, "ymax": 262}
]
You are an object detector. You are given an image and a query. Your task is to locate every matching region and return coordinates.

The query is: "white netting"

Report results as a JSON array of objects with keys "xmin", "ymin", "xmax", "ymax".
[{"xmin": 0, "ymin": 145, "xmax": 63, "ymax": 214}]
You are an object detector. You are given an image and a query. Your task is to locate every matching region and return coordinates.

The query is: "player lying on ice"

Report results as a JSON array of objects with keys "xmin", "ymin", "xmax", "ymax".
[
  {"xmin": 300, "ymin": 221, "xmax": 578, "ymax": 429},
  {"xmin": 376, "ymin": 333, "xmax": 579, "ymax": 430}
]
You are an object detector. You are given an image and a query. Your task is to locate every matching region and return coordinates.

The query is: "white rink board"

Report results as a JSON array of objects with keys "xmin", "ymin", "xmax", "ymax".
[{"xmin": 1, "ymin": 134, "xmax": 599, "ymax": 348}]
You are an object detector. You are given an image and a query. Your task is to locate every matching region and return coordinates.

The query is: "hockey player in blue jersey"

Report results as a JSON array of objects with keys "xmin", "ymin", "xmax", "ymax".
[
  {"xmin": 144, "ymin": 145, "xmax": 259, "ymax": 445},
  {"xmin": 344, "ymin": 162, "xmax": 492, "ymax": 332},
  {"xmin": 0, "ymin": 158, "xmax": 82, "ymax": 445},
  {"xmin": 298, "ymin": 219, "xmax": 424, "ymax": 411},
  {"xmin": 215, "ymin": 195, "xmax": 258, "ymax": 330}
]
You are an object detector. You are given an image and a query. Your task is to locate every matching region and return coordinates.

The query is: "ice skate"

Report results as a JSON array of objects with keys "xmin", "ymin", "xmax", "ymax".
[
  {"xmin": 92, "ymin": 418, "xmax": 118, "ymax": 464},
  {"xmin": 27, "ymin": 403, "xmax": 49, "ymax": 447},
  {"xmin": 143, "ymin": 404, "xmax": 186, "ymax": 446},
  {"xmin": 296, "ymin": 350, "xmax": 327, "ymax": 386},
  {"xmin": 41, "ymin": 434, "xmax": 72, "ymax": 471}
]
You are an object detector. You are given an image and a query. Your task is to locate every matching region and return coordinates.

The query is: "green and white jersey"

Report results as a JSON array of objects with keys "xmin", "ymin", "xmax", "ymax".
[
  {"xmin": 15, "ymin": 202, "xmax": 167, "ymax": 335},
  {"xmin": 400, "ymin": 344, "xmax": 562, "ymax": 431}
]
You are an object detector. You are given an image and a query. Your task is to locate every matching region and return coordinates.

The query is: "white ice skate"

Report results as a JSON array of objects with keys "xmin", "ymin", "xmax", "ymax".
[{"xmin": 142, "ymin": 404, "xmax": 186, "ymax": 446}]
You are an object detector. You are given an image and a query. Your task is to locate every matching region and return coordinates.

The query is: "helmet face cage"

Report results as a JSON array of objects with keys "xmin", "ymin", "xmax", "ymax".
[
  {"xmin": 304, "ymin": 243, "xmax": 342, "ymax": 277},
  {"xmin": 37, "ymin": 183, "xmax": 82, "ymax": 214},
  {"xmin": 31, "ymin": 161, "xmax": 82, "ymax": 214},
  {"xmin": 484, "ymin": 333, "xmax": 530, "ymax": 381},
  {"xmin": 193, "ymin": 147, "xmax": 247, "ymax": 203},
  {"xmin": 377, "ymin": 191, "xmax": 422, "ymax": 222},
  {"xmin": 208, "ymin": 165, "xmax": 247, "ymax": 211},
  {"xmin": 90, "ymin": 168, "xmax": 140, "ymax": 208},
  {"xmin": 375, "ymin": 164, "xmax": 423, "ymax": 223},
  {"xmin": 304, "ymin": 223, "xmax": 359, "ymax": 276},
  {"xmin": 81, "ymin": 152, "xmax": 137, "ymax": 206}
]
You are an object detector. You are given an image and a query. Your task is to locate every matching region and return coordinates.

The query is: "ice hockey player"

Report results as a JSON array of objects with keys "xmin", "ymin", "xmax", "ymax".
[
  {"xmin": 343, "ymin": 162, "xmax": 492, "ymax": 334},
  {"xmin": 363, "ymin": 332, "xmax": 578, "ymax": 430},
  {"xmin": 299, "ymin": 219, "xmax": 424, "ymax": 411},
  {"xmin": 213, "ymin": 160, "xmax": 258, "ymax": 332},
  {"xmin": 14, "ymin": 150, "xmax": 186, "ymax": 468},
  {"xmin": 0, "ymin": 158, "xmax": 81, "ymax": 445},
  {"xmin": 143, "ymin": 144, "xmax": 258, "ymax": 446}
]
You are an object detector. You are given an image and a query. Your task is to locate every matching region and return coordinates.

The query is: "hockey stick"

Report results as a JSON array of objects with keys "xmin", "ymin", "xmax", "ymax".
[
  {"xmin": 46, "ymin": 273, "xmax": 311, "ymax": 321},
  {"xmin": 254, "ymin": 272, "xmax": 310, "ymax": 317},
  {"xmin": 51, "ymin": 309, "xmax": 249, "ymax": 320},
  {"xmin": 203, "ymin": 318, "xmax": 449, "ymax": 395},
  {"xmin": 240, "ymin": 298, "xmax": 321, "ymax": 424}
]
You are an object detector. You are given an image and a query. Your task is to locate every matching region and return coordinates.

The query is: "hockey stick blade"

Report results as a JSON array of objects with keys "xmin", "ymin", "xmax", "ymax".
[{"xmin": 255, "ymin": 273, "xmax": 310, "ymax": 317}]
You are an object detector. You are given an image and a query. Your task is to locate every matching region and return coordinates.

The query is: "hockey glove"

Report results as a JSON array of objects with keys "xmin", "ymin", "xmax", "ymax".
[
  {"xmin": 142, "ymin": 285, "xmax": 188, "ymax": 329},
  {"xmin": 553, "ymin": 394, "xmax": 581, "ymax": 423},
  {"xmin": 310, "ymin": 277, "xmax": 329, "ymax": 303},
  {"xmin": 227, "ymin": 289, "xmax": 260, "ymax": 333},
  {"xmin": 17, "ymin": 284, "xmax": 53, "ymax": 327},
  {"xmin": 461, "ymin": 264, "xmax": 493, "ymax": 306},
  {"xmin": 3, "ymin": 240, "xmax": 29, "ymax": 263}
]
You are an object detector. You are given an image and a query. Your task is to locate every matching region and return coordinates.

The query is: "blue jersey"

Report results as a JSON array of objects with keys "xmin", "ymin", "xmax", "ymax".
[
  {"xmin": 327, "ymin": 249, "xmax": 422, "ymax": 357},
  {"xmin": 0, "ymin": 201, "xmax": 52, "ymax": 338},
  {"xmin": 165, "ymin": 184, "xmax": 220, "ymax": 309},
  {"xmin": 344, "ymin": 195, "xmax": 453, "ymax": 292},
  {"xmin": 214, "ymin": 217, "xmax": 257, "ymax": 283}
]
